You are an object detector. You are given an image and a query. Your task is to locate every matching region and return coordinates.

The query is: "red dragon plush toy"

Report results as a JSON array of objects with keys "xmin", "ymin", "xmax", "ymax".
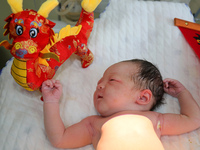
[{"xmin": 0, "ymin": 0, "xmax": 101, "ymax": 91}]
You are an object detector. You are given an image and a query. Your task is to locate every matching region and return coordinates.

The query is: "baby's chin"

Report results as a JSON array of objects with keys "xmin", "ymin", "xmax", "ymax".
[
  {"xmin": 95, "ymin": 108, "xmax": 108, "ymax": 117},
  {"xmin": 97, "ymin": 110, "xmax": 116, "ymax": 117}
]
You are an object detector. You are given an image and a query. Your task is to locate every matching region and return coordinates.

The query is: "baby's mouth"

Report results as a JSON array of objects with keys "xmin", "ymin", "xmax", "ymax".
[{"xmin": 98, "ymin": 95, "xmax": 103, "ymax": 99}]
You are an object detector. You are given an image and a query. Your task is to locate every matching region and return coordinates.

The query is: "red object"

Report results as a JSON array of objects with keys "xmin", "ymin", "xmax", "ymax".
[
  {"xmin": 0, "ymin": 9, "xmax": 94, "ymax": 91},
  {"xmin": 174, "ymin": 18, "xmax": 200, "ymax": 59}
]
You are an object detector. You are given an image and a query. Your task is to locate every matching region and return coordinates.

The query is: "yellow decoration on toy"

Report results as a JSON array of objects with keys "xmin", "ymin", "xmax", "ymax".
[
  {"xmin": 38, "ymin": 57, "xmax": 49, "ymax": 67},
  {"xmin": 11, "ymin": 58, "xmax": 34, "ymax": 91},
  {"xmin": 29, "ymin": 46, "xmax": 37, "ymax": 54},
  {"xmin": 7, "ymin": 0, "xmax": 23, "ymax": 14},
  {"xmin": 81, "ymin": 0, "xmax": 102, "ymax": 13},
  {"xmin": 37, "ymin": 0, "xmax": 59, "ymax": 18},
  {"xmin": 58, "ymin": 25, "xmax": 82, "ymax": 40}
]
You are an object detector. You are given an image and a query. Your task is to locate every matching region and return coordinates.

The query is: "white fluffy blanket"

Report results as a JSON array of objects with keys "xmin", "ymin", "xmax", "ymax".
[{"xmin": 0, "ymin": 0, "xmax": 200, "ymax": 150}]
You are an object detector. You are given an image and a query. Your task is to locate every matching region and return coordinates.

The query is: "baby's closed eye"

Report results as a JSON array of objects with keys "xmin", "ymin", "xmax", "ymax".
[
  {"xmin": 109, "ymin": 78, "xmax": 122, "ymax": 84},
  {"xmin": 109, "ymin": 79, "xmax": 115, "ymax": 81}
]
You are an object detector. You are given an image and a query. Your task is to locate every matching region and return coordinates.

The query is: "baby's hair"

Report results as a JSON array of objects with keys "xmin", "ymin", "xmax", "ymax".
[{"xmin": 123, "ymin": 59, "xmax": 165, "ymax": 111}]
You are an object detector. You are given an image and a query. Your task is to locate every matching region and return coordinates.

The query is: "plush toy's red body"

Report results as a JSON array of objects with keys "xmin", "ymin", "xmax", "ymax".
[{"xmin": 0, "ymin": 0, "xmax": 96, "ymax": 91}]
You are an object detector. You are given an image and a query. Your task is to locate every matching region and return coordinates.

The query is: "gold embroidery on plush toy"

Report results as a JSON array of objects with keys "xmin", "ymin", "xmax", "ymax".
[
  {"xmin": 29, "ymin": 11, "xmax": 37, "ymax": 16},
  {"xmin": 27, "ymin": 68, "xmax": 33, "ymax": 73},
  {"xmin": 73, "ymin": 39, "xmax": 78, "ymax": 48},
  {"xmin": 11, "ymin": 58, "xmax": 34, "ymax": 91},
  {"xmin": 28, "ymin": 46, "xmax": 37, "ymax": 54}
]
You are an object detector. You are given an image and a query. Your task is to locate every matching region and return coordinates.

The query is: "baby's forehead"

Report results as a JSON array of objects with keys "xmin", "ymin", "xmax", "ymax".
[
  {"xmin": 110, "ymin": 61, "xmax": 138, "ymax": 70},
  {"xmin": 104, "ymin": 62, "xmax": 138, "ymax": 77}
]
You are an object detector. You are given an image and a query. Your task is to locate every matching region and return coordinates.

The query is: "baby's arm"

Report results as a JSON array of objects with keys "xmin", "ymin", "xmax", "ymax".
[
  {"xmin": 161, "ymin": 78, "xmax": 200, "ymax": 135},
  {"xmin": 42, "ymin": 79, "xmax": 92, "ymax": 148}
]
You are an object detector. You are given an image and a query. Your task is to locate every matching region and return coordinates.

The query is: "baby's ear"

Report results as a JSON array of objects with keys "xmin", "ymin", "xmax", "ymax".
[{"xmin": 136, "ymin": 89, "xmax": 152, "ymax": 105}]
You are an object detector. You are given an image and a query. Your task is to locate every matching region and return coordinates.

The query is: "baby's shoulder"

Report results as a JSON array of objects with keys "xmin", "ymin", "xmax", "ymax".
[
  {"xmin": 137, "ymin": 111, "xmax": 162, "ymax": 125},
  {"xmin": 141, "ymin": 111, "xmax": 161, "ymax": 120},
  {"xmin": 139, "ymin": 111, "xmax": 162, "ymax": 137},
  {"xmin": 116, "ymin": 111, "xmax": 162, "ymax": 136}
]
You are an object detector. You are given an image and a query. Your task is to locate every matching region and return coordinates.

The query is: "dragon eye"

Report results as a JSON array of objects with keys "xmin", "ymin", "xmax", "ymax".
[
  {"xmin": 29, "ymin": 28, "xmax": 38, "ymax": 38},
  {"xmin": 15, "ymin": 25, "xmax": 23, "ymax": 36}
]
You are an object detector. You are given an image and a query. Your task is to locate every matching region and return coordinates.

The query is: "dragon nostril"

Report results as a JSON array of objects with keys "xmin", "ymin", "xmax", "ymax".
[
  {"xmin": 28, "ymin": 46, "xmax": 37, "ymax": 54},
  {"xmin": 14, "ymin": 42, "xmax": 22, "ymax": 50}
]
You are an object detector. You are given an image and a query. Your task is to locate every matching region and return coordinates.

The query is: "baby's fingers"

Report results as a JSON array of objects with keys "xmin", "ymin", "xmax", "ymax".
[
  {"xmin": 42, "ymin": 79, "xmax": 54, "ymax": 90},
  {"xmin": 163, "ymin": 78, "xmax": 177, "ymax": 87},
  {"xmin": 54, "ymin": 80, "xmax": 62, "ymax": 89},
  {"xmin": 164, "ymin": 81, "xmax": 169, "ymax": 88},
  {"xmin": 163, "ymin": 79, "xmax": 171, "ymax": 89}
]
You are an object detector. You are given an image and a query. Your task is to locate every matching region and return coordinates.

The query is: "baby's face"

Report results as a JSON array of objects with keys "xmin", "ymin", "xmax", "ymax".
[{"xmin": 93, "ymin": 62, "xmax": 141, "ymax": 117}]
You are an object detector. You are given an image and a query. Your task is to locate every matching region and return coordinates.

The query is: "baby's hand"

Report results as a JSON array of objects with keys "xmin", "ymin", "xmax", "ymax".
[
  {"xmin": 41, "ymin": 79, "xmax": 62, "ymax": 103},
  {"xmin": 163, "ymin": 78, "xmax": 186, "ymax": 98}
]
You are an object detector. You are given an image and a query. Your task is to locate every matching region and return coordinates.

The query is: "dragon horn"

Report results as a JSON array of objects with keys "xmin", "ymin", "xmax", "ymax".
[
  {"xmin": 37, "ymin": 0, "xmax": 59, "ymax": 18},
  {"xmin": 7, "ymin": 0, "xmax": 23, "ymax": 14}
]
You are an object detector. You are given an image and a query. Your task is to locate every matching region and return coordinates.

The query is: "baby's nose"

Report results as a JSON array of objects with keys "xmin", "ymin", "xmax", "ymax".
[{"xmin": 97, "ymin": 83, "xmax": 104, "ymax": 90}]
